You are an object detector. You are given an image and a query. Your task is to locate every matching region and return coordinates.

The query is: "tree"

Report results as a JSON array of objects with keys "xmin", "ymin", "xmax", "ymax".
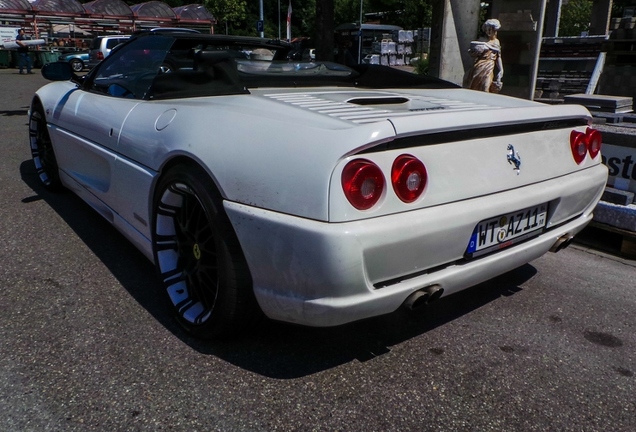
[
  {"xmin": 124, "ymin": 0, "xmax": 434, "ymax": 54},
  {"xmin": 333, "ymin": 0, "xmax": 433, "ymax": 29},
  {"xmin": 162, "ymin": 0, "xmax": 183, "ymax": 7},
  {"xmin": 612, "ymin": 0, "xmax": 634, "ymax": 18},
  {"xmin": 205, "ymin": 0, "xmax": 247, "ymax": 35},
  {"xmin": 559, "ymin": 0, "xmax": 592, "ymax": 36},
  {"xmin": 334, "ymin": 0, "xmax": 360, "ymax": 25},
  {"xmin": 400, "ymin": 0, "xmax": 433, "ymax": 29}
]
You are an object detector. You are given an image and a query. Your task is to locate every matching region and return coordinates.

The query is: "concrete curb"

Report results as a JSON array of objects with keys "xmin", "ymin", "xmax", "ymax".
[{"xmin": 594, "ymin": 200, "xmax": 636, "ymax": 232}]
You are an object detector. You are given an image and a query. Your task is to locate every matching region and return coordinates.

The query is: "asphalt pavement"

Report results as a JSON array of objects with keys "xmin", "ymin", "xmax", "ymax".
[{"xmin": 1, "ymin": 67, "xmax": 635, "ymax": 431}]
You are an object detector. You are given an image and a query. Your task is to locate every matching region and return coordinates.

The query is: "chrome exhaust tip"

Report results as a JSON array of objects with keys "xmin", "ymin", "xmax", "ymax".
[
  {"xmin": 550, "ymin": 234, "xmax": 574, "ymax": 253},
  {"xmin": 403, "ymin": 285, "xmax": 444, "ymax": 311}
]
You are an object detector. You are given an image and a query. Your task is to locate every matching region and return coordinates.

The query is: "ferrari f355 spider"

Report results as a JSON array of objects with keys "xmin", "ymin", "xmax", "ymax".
[{"xmin": 30, "ymin": 30, "xmax": 608, "ymax": 338}]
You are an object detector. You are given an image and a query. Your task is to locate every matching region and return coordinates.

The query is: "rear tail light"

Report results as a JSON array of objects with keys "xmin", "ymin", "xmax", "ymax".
[
  {"xmin": 391, "ymin": 154, "xmax": 428, "ymax": 203},
  {"xmin": 341, "ymin": 159, "xmax": 385, "ymax": 210},
  {"xmin": 97, "ymin": 52, "xmax": 104, "ymax": 61},
  {"xmin": 570, "ymin": 131, "xmax": 587, "ymax": 164},
  {"xmin": 586, "ymin": 127, "xmax": 602, "ymax": 159},
  {"xmin": 570, "ymin": 127, "xmax": 602, "ymax": 164}
]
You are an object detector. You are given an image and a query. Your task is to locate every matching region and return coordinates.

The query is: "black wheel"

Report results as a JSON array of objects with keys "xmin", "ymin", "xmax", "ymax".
[
  {"xmin": 158, "ymin": 62, "xmax": 173, "ymax": 74},
  {"xmin": 29, "ymin": 103, "xmax": 61, "ymax": 190},
  {"xmin": 69, "ymin": 58, "xmax": 83, "ymax": 72},
  {"xmin": 152, "ymin": 164, "xmax": 258, "ymax": 339}
]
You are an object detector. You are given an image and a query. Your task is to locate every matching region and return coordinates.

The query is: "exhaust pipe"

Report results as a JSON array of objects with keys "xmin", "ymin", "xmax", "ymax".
[
  {"xmin": 550, "ymin": 234, "xmax": 574, "ymax": 253},
  {"xmin": 403, "ymin": 285, "xmax": 444, "ymax": 311}
]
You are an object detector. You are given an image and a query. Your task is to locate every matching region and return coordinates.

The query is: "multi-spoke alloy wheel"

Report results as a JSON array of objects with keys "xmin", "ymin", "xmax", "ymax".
[
  {"xmin": 152, "ymin": 165, "xmax": 256, "ymax": 338},
  {"xmin": 29, "ymin": 103, "xmax": 61, "ymax": 190},
  {"xmin": 70, "ymin": 59, "xmax": 84, "ymax": 72}
]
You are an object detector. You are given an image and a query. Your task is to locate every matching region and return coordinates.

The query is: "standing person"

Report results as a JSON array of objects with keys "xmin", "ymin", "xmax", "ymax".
[
  {"xmin": 15, "ymin": 29, "xmax": 33, "ymax": 74},
  {"xmin": 463, "ymin": 19, "xmax": 503, "ymax": 93}
]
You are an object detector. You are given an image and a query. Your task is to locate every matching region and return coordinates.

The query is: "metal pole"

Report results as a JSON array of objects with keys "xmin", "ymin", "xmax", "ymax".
[
  {"xmin": 529, "ymin": 0, "xmax": 548, "ymax": 100},
  {"xmin": 358, "ymin": 0, "xmax": 363, "ymax": 63},
  {"xmin": 278, "ymin": 0, "xmax": 281, "ymax": 40},
  {"xmin": 260, "ymin": 0, "xmax": 264, "ymax": 38}
]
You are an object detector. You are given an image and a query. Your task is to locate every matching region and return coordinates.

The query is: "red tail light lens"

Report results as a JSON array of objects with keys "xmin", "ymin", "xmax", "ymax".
[
  {"xmin": 97, "ymin": 52, "xmax": 104, "ymax": 60},
  {"xmin": 570, "ymin": 128, "xmax": 602, "ymax": 164},
  {"xmin": 342, "ymin": 159, "xmax": 385, "ymax": 210},
  {"xmin": 586, "ymin": 127, "xmax": 602, "ymax": 159},
  {"xmin": 570, "ymin": 130, "xmax": 588, "ymax": 165},
  {"xmin": 391, "ymin": 154, "xmax": 427, "ymax": 203}
]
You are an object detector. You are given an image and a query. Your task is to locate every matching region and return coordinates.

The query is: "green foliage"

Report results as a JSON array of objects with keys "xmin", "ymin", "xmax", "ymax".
[
  {"xmin": 559, "ymin": 0, "xmax": 592, "ymax": 36},
  {"xmin": 612, "ymin": 0, "xmax": 635, "ymax": 18},
  {"xmin": 335, "ymin": 0, "xmax": 360, "ymax": 26},
  {"xmin": 162, "ymin": 0, "xmax": 183, "ymax": 7},
  {"xmin": 205, "ymin": 0, "xmax": 247, "ymax": 34},
  {"xmin": 413, "ymin": 56, "xmax": 428, "ymax": 75},
  {"xmin": 334, "ymin": 0, "xmax": 433, "ymax": 30},
  {"xmin": 228, "ymin": 0, "xmax": 435, "ymax": 39},
  {"xmin": 102, "ymin": 0, "xmax": 435, "ymax": 42},
  {"xmin": 401, "ymin": 0, "xmax": 433, "ymax": 29}
]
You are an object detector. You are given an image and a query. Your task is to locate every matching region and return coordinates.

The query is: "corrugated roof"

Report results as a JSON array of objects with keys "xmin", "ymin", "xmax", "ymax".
[
  {"xmin": 0, "ymin": 0, "xmax": 32, "ymax": 13},
  {"xmin": 84, "ymin": 0, "xmax": 133, "ymax": 18},
  {"xmin": 173, "ymin": 4, "xmax": 214, "ymax": 21},
  {"xmin": 0, "ymin": 0, "xmax": 215, "ymax": 24},
  {"xmin": 131, "ymin": 1, "xmax": 175, "ymax": 19},
  {"xmin": 31, "ymin": 0, "xmax": 84, "ymax": 15}
]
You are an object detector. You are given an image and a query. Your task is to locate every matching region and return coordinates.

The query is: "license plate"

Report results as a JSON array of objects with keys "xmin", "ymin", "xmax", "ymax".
[{"xmin": 466, "ymin": 203, "xmax": 548, "ymax": 257}]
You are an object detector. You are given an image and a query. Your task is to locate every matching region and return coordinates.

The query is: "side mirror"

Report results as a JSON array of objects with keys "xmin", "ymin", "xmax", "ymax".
[{"xmin": 41, "ymin": 61, "xmax": 75, "ymax": 81}]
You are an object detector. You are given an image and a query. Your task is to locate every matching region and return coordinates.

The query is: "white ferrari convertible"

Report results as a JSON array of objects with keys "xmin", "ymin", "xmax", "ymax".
[{"xmin": 30, "ymin": 30, "xmax": 608, "ymax": 338}]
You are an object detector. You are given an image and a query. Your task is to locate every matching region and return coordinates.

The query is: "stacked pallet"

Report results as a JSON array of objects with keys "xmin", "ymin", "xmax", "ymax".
[
  {"xmin": 535, "ymin": 36, "xmax": 606, "ymax": 103},
  {"xmin": 563, "ymin": 94, "xmax": 633, "ymax": 113}
]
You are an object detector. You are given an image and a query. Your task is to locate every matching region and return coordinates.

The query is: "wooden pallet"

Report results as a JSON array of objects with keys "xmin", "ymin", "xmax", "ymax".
[{"xmin": 585, "ymin": 221, "xmax": 636, "ymax": 259}]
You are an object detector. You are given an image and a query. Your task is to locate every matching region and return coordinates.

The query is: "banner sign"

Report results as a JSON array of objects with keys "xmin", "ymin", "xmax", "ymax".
[
  {"xmin": 602, "ymin": 144, "xmax": 636, "ymax": 194},
  {"xmin": 0, "ymin": 27, "xmax": 20, "ymax": 44}
]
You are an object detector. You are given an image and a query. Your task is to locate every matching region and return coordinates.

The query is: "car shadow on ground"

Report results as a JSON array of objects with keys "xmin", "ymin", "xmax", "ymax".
[
  {"xmin": 0, "ymin": 109, "xmax": 31, "ymax": 117},
  {"xmin": 20, "ymin": 159, "xmax": 537, "ymax": 379}
]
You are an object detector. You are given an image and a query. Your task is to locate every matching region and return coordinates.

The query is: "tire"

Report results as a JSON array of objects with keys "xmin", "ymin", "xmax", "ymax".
[
  {"xmin": 152, "ymin": 164, "xmax": 258, "ymax": 339},
  {"xmin": 69, "ymin": 58, "xmax": 83, "ymax": 72},
  {"xmin": 29, "ymin": 103, "xmax": 61, "ymax": 190},
  {"xmin": 158, "ymin": 62, "xmax": 173, "ymax": 74}
]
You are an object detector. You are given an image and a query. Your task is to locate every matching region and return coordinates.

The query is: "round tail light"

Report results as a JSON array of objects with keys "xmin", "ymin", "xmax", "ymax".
[
  {"xmin": 586, "ymin": 127, "xmax": 602, "ymax": 159},
  {"xmin": 570, "ymin": 130, "xmax": 587, "ymax": 165},
  {"xmin": 391, "ymin": 154, "xmax": 427, "ymax": 203},
  {"xmin": 341, "ymin": 159, "xmax": 385, "ymax": 210}
]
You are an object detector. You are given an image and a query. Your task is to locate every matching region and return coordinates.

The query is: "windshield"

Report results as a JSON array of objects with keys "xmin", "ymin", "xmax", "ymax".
[{"xmin": 236, "ymin": 60, "xmax": 354, "ymax": 77}]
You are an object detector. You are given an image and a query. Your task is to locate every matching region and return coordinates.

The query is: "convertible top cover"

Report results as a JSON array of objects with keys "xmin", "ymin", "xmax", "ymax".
[{"xmin": 70, "ymin": 32, "xmax": 459, "ymax": 101}]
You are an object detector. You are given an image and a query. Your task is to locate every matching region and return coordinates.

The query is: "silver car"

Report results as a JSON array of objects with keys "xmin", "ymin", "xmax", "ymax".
[{"xmin": 87, "ymin": 35, "xmax": 130, "ymax": 68}]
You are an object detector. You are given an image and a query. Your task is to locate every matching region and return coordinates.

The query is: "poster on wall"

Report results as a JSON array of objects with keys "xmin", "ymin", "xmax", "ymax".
[
  {"xmin": 0, "ymin": 27, "xmax": 21, "ymax": 44},
  {"xmin": 602, "ymin": 144, "xmax": 636, "ymax": 194}
]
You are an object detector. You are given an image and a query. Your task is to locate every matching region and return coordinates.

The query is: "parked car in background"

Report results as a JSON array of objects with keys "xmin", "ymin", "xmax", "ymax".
[
  {"xmin": 57, "ymin": 51, "xmax": 89, "ymax": 72},
  {"xmin": 30, "ymin": 30, "xmax": 607, "ymax": 340},
  {"xmin": 87, "ymin": 35, "xmax": 130, "ymax": 68}
]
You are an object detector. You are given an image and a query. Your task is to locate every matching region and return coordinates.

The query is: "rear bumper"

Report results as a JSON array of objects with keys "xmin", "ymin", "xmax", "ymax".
[{"xmin": 225, "ymin": 164, "xmax": 607, "ymax": 327}]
